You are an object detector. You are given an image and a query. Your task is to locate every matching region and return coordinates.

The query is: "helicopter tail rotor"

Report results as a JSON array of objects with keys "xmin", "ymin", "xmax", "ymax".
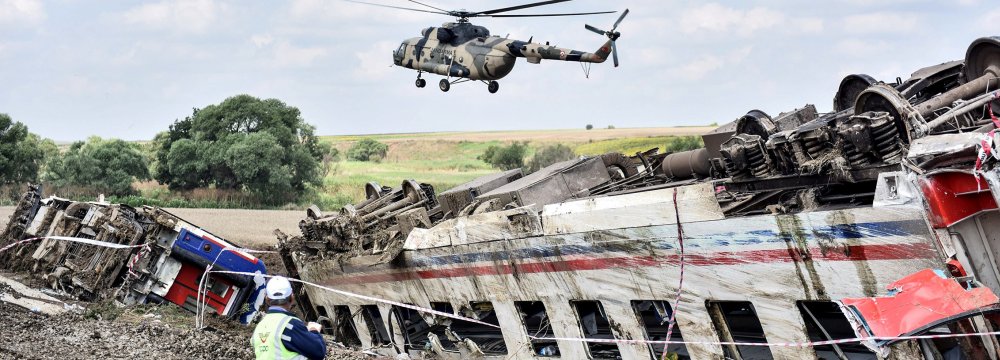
[{"xmin": 585, "ymin": 8, "xmax": 627, "ymax": 67}]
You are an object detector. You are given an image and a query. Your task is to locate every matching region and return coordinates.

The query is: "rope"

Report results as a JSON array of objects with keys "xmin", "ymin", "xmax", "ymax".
[
  {"xmin": 660, "ymin": 188, "xmax": 686, "ymax": 359},
  {"xmin": 0, "ymin": 236, "xmax": 145, "ymax": 254},
  {"xmin": 194, "ymin": 247, "xmax": 277, "ymax": 329}
]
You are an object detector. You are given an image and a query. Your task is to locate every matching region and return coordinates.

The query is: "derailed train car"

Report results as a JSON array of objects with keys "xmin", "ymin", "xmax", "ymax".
[
  {"xmin": 0, "ymin": 186, "xmax": 268, "ymax": 324},
  {"xmin": 279, "ymin": 36, "xmax": 1000, "ymax": 359}
]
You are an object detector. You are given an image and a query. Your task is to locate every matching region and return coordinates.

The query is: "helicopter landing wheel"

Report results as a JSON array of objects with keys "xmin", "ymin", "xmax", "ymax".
[
  {"xmin": 487, "ymin": 81, "xmax": 499, "ymax": 94},
  {"xmin": 439, "ymin": 79, "xmax": 450, "ymax": 92},
  {"xmin": 415, "ymin": 78, "xmax": 426, "ymax": 88}
]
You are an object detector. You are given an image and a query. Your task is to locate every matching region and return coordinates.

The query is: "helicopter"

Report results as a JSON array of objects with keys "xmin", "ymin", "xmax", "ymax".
[{"xmin": 347, "ymin": 0, "xmax": 628, "ymax": 94}]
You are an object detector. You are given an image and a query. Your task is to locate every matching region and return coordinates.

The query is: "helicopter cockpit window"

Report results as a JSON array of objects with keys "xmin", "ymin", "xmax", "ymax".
[{"xmin": 395, "ymin": 44, "xmax": 406, "ymax": 56}]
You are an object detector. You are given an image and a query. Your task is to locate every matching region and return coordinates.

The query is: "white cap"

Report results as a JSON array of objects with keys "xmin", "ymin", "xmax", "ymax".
[{"xmin": 266, "ymin": 276, "xmax": 293, "ymax": 300}]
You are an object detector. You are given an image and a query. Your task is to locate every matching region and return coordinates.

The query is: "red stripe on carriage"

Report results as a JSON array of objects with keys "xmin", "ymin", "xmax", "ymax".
[{"xmin": 321, "ymin": 242, "xmax": 936, "ymax": 286}]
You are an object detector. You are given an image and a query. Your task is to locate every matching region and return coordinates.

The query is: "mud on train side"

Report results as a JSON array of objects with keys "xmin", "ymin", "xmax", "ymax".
[
  {"xmin": 0, "ymin": 186, "xmax": 268, "ymax": 324},
  {"xmin": 279, "ymin": 36, "xmax": 1000, "ymax": 359}
]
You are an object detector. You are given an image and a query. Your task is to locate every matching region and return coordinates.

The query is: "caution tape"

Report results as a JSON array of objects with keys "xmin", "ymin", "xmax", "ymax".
[
  {"xmin": 195, "ymin": 247, "xmax": 278, "ymax": 328},
  {"xmin": 0, "ymin": 236, "xmax": 146, "ymax": 254},
  {"xmin": 661, "ymin": 188, "xmax": 686, "ymax": 359}
]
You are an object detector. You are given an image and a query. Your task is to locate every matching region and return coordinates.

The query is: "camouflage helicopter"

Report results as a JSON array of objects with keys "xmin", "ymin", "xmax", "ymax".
[{"xmin": 348, "ymin": 0, "xmax": 628, "ymax": 94}]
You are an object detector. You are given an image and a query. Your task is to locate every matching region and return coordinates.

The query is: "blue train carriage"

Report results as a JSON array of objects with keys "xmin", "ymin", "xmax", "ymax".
[{"xmin": 146, "ymin": 210, "xmax": 268, "ymax": 324}]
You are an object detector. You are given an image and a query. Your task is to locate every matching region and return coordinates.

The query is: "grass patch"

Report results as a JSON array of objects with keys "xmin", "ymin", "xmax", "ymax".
[{"xmin": 574, "ymin": 136, "xmax": 704, "ymax": 156}]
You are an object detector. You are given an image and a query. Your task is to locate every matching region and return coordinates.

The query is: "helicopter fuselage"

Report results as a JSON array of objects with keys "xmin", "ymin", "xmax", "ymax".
[{"xmin": 393, "ymin": 22, "xmax": 612, "ymax": 81}]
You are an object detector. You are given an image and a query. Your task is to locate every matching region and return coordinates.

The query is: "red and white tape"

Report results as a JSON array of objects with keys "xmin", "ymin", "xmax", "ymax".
[{"xmin": 0, "ymin": 236, "xmax": 145, "ymax": 254}]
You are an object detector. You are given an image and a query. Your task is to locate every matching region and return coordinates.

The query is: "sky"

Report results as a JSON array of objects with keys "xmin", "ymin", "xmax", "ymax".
[{"xmin": 0, "ymin": 0, "xmax": 997, "ymax": 141}]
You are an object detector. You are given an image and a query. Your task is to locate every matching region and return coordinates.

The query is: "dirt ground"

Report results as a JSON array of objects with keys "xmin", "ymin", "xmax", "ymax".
[{"xmin": 0, "ymin": 300, "xmax": 380, "ymax": 360}]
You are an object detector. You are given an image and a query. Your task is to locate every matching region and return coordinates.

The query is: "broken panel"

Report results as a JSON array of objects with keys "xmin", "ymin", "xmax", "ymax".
[
  {"xmin": 516, "ymin": 301, "xmax": 559, "ymax": 357},
  {"xmin": 429, "ymin": 302, "xmax": 459, "ymax": 352},
  {"xmin": 571, "ymin": 300, "xmax": 622, "ymax": 359},
  {"xmin": 840, "ymin": 269, "xmax": 1000, "ymax": 349},
  {"xmin": 797, "ymin": 301, "xmax": 875, "ymax": 359},
  {"xmin": 706, "ymin": 301, "xmax": 774, "ymax": 360},
  {"xmin": 632, "ymin": 300, "xmax": 689, "ymax": 359},
  {"xmin": 315, "ymin": 305, "xmax": 333, "ymax": 335},
  {"xmin": 360, "ymin": 305, "xmax": 390, "ymax": 346},
  {"xmin": 333, "ymin": 305, "xmax": 362, "ymax": 346},
  {"xmin": 452, "ymin": 301, "xmax": 507, "ymax": 355},
  {"xmin": 390, "ymin": 305, "xmax": 432, "ymax": 351}
]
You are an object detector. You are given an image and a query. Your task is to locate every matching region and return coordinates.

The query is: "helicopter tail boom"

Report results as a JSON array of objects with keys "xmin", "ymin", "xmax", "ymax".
[{"xmin": 508, "ymin": 39, "xmax": 612, "ymax": 64}]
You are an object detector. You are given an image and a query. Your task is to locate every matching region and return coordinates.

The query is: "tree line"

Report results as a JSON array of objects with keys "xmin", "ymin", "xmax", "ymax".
[{"xmin": 2, "ymin": 95, "xmax": 332, "ymax": 206}]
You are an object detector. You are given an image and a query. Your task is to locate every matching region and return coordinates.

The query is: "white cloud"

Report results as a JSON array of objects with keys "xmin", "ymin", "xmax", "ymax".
[
  {"xmin": 842, "ymin": 12, "xmax": 920, "ymax": 34},
  {"xmin": 250, "ymin": 34, "xmax": 274, "ymax": 48},
  {"xmin": 271, "ymin": 41, "xmax": 328, "ymax": 68},
  {"xmin": 978, "ymin": 9, "xmax": 1000, "ymax": 32},
  {"xmin": 679, "ymin": 3, "xmax": 784, "ymax": 35},
  {"xmin": 0, "ymin": 0, "xmax": 45, "ymax": 26},
  {"xmin": 672, "ymin": 46, "xmax": 753, "ymax": 81},
  {"xmin": 122, "ymin": 0, "xmax": 223, "ymax": 33},
  {"xmin": 353, "ymin": 41, "xmax": 397, "ymax": 78},
  {"xmin": 834, "ymin": 39, "xmax": 890, "ymax": 56},
  {"xmin": 793, "ymin": 18, "xmax": 824, "ymax": 33},
  {"xmin": 288, "ymin": 0, "xmax": 437, "ymax": 24}
]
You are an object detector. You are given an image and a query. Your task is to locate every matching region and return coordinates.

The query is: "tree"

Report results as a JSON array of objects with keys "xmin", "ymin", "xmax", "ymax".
[
  {"xmin": 526, "ymin": 144, "xmax": 577, "ymax": 173},
  {"xmin": 347, "ymin": 138, "xmax": 388, "ymax": 162},
  {"xmin": 479, "ymin": 142, "xmax": 528, "ymax": 171},
  {"xmin": 44, "ymin": 137, "xmax": 150, "ymax": 196},
  {"xmin": 0, "ymin": 114, "xmax": 47, "ymax": 185},
  {"xmin": 585, "ymin": 124, "xmax": 593, "ymax": 130},
  {"xmin": 664, "ymin": 136, "xmax": 704, "ymax": 152},
  {"xmin": 153, "ymin": 95, "xmax": 327, "ymax": 203}
]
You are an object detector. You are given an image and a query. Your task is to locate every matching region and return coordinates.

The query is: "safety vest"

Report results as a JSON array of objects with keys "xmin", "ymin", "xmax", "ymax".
[{"xmin": 252, "ymin": 313, "xmax": 307, "ymax": 360}]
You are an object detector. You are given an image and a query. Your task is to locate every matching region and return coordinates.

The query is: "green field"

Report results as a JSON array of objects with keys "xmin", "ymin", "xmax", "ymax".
[{"xmin": 317, "ymin": 128, "xmax": 708, "ymax": 210}]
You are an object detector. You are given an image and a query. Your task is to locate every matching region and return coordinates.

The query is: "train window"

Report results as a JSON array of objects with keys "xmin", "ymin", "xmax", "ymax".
[
  {"xmin": 515, "ymin": 301, "xmax": 559, "ymax": 357},
  {"xmin": 571, "ymin": 300, "xmax": 622, "ymax": 359},
  {"xmin": 429, "ymin": 302, "xmax": 459, "ymax": 351},
  {"xmin": 390, "ymin": 305, "xmax": 432, "ymax": 351},
  {"xmin": 360, "ymin": 305, "xmax": 390, "ymax": 346},
  {"xmin": 315, "ymin": 305, "xmax": 333, "ymax": 335},
  {"xmin": 632, "ymin": 300, "xmax": 689, "ymax": 359},
  {"xmin": 706, "ymin": 301, "xmax": 774, "ymax": 359},
  {"xmin": 797, "ymin": 301, "xmax": 876, "ymax": 359},
  {"xmin": 333, "ymin": 305, "xmax": 362, "ymax": 346},
  {"xmin": 451, "ymin": 301, "xmax": 508, "ymax": 355}
]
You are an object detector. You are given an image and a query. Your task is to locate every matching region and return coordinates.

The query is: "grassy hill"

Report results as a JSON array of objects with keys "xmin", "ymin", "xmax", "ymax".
[{"xmin": 317, "ymin": 127, "xmax": 712, "ymax": 209}]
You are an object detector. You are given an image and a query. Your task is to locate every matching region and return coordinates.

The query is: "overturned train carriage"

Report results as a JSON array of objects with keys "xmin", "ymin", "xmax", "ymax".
[
  {"xmin": 0, "ymin": 187, "xmax": 268, "ymax": 324},
  {"xmin": 279, "ymin": 36, "xmax": 1000, "ymax": 359}
]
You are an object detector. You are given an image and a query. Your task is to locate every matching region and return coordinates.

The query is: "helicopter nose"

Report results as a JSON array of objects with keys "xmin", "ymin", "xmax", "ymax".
[{"xmin": 393, "ymin": 42, "xmax": 407, "ymax": 65}]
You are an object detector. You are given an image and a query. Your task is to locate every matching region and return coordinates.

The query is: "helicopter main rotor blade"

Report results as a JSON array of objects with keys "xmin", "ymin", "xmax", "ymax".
[
  {"xmin": 612, "ymin": 40, "xmax": 619, "ymax": 67},
  {"xmin": 612, "ymin": 8, "xmax": 629, "ymax": 31},
  {"xmin": 407, "ymin": 0, "xmax": 449, "ymax": 13},
  {"xmin": 342, "ymin": 0, "xmax": 451, "ymax": 15},
  {"xmin": 585, "ymin": 24, "xmax": 606, "ymax": 35},
  {"xmin": 488, "ymin": 11, "xmax": 616, "ymax": 18},
  {"xmin": 474, "ymin": 0, "xmax": 571, "ymax": 16}
]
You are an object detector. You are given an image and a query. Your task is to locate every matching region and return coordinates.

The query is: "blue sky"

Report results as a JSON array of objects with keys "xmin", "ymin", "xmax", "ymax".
[{"xmin": 0, "ymin": 0, "xmax": 996, "ymax": 141}]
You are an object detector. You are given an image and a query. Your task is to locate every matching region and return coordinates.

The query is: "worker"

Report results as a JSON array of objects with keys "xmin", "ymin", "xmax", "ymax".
[{"xmin": 252, "ymin": 276, "xmax": 327, "ymax": 359}]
